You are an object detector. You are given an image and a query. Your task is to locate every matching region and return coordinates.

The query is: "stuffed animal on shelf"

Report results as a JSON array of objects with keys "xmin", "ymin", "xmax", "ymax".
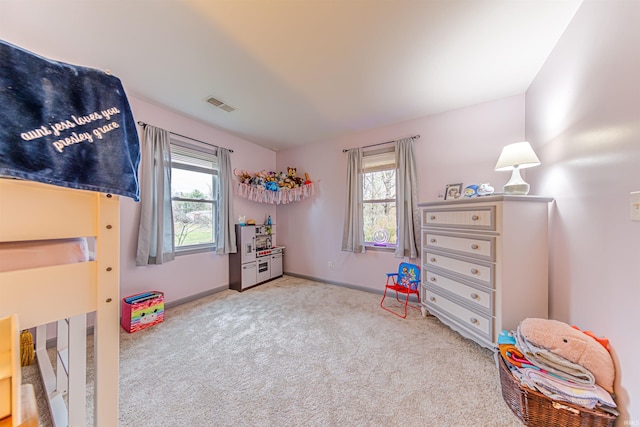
[
  {"xmin": 250, "ymin": 174, "xmax": 265, "ymax": 189},
  {"xmin": 277, "ymin": 171, "xmax": 288, "ymax": 188},
  {"xmin": 304, "ymin": 172, "xmax": 312, "ymax": 185},
  {"xmin": 265, "ymin": 181, "xmax": 278, "ymax": 192},
  {"xmin": 233, "ymin": 168, "xmax": 253, "ymax": 185},
  {"xmin": 286, "ymin": 166, "xmax": 300, "ymax": 188}
]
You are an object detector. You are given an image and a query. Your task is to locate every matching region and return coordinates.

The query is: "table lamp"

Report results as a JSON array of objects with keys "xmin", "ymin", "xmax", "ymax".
[{"xmin": 494, "ymin": 141, "xmax": 540, "ymax": 195}]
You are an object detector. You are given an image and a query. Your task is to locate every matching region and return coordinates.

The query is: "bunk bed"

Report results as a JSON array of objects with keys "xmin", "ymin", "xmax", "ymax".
[
  {"xmin": 0, "ymin": 180, "xmax": 121, "ymax": 426},
  {"xmin": 0, "ymin": 39, "xmax": 141, "ymax": 426}
]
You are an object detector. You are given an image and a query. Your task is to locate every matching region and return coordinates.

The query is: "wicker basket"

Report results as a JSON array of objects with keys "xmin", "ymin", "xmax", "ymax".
[{"xmin": 497, "ymin": 354, "xmax": 617, "ymax": 427}]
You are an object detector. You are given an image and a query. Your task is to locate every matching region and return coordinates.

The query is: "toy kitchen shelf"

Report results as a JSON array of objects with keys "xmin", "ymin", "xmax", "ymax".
[{"xmin": 229, "ymin": 224, "xmax": 284, "ymax": 292}]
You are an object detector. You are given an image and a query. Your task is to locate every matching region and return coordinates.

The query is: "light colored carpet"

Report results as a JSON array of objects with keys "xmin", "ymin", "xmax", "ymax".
[{"xmin": 23, "ymin": 275, "xmax": 522, "ymax": 426}]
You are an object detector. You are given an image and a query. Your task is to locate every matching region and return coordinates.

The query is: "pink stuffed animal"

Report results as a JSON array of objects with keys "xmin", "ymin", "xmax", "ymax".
[{"xmin": 520, "ymin": 318, "xmax": 615, "ymax": 393}]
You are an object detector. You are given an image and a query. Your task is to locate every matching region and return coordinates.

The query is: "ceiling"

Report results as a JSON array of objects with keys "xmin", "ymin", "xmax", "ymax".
[{"xmin": 0, "ymin": 1, "xmax": 582, "ymax": 151}]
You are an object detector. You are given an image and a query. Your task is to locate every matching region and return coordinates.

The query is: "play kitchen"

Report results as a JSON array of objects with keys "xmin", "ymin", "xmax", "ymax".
[{"xmin": 229, "ymin": 224, "xmax": 284, "ymax": 291}]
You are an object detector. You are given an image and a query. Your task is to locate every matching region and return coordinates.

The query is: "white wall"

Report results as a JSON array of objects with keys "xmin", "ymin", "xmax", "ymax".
[
  {"xmin": 120, "ymin": 96, "xmax": 276, "ymax": 303},
  {"xmin": 525, "ymin": 0, "xmax": 640, "ymax": 421},
  {"xmin": 275, "ymin": 95, "xmax": 526, "ymax": 291}
]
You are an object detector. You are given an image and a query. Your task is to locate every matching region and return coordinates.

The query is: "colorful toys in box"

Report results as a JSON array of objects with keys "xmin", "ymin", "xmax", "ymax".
[{"xmin": 121, "ymin": 291, "xmax": 164, "ymax": 333}]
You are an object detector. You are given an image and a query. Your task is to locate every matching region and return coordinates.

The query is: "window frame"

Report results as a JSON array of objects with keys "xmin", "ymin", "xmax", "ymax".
[
  {"xmin": 362, "ymin": 146, "xmax": 397, "ymax": 250},
  {"xmin": 170, "ymin": 140, "xmax": 219, "ymax": 255}
]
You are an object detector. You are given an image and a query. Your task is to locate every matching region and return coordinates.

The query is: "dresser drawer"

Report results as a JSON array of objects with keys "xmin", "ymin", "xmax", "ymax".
[
  {"xmin": 424, "ymin": 271, "xmax": 492, "ymax": 313},
  {"xmin": 422, "ymin": 207, "xmax": 495, "ymax": 231},
  {"xmin": 423, "ymin": 231, "xmax": 495, "ymax": 261},
  {"xmin": 423, "ymin": 287, "xmax": 493, "ymax": 341},
  {"xmin": 424, "ymin": 251, "xmax": 493, "ymax": 286}
]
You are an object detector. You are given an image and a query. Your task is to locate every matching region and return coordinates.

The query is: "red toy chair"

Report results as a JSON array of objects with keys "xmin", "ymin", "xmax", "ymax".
[{"xmin": 380, "ymin": 262, "xmax": 421, "ymax": 318}]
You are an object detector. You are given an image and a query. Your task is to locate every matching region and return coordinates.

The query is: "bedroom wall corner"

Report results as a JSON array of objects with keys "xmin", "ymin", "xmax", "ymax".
[
  {"xmin": 119, "ymin": 96, "xmax": 277, "ymax": 304},
  {"xmin": 275, "ymin": 95, "xmax": 526, "ymax": 293}
]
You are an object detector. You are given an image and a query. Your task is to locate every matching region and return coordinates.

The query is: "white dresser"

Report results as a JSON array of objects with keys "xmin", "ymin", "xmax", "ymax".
[{"xmin": 418, "ymin": 195, "xmax": 552, "ymax": 349}]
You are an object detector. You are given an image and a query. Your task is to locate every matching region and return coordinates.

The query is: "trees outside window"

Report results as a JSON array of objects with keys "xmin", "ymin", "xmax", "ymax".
[
  {"xmin": 170, "ymin": 142, "xmax": 218, "ymax": 253},
  {"xmin": 362, "ymin": 148, "xmax": 397, "ymax": 247}
]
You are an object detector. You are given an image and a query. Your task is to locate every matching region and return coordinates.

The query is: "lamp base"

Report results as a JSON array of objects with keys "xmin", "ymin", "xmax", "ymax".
[
  {"xmin": 503, "ymin": 182, "xmax": 530, "ymax": 195},
  {"xmin": 502, "ymin": 166, "xmax": 531, "ymax": 195}
]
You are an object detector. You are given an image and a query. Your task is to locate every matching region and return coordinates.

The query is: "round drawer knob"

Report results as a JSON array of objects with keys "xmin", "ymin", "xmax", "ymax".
[
  {"xmin": 470, "ymin": 293, "xmax": 479, "ymax": 300},
  {"xmin": 429, "ymin": 296, "xmax": 436, "ymax": 302},
  {"xmin": 471, "ymin": 268, "xmax": 479, "ymax": 275},
  {"xmin": 430, "ymin": 257, "xmax": 437, "ymax": 263},
  {"xmin": 470, "ymin": 317, "xmax": 478, "ymax": 324},
  {"xmin": 471, "ymin": 244, "xmax": 479, "ymax": 250},
  {"xmin": 430, "ymin": 277, "xmax": 437, "ymax": 282},
  {"xmin": 430, "ymin": 238, "xmax": 437, "ymax": 243},
  {"xmin": 471, "ymin": 215, "xmax": 479, "ymax": 221},
  {"xmin": 430, "ymin": 215, "xmax": 436, "ymax": 220}
]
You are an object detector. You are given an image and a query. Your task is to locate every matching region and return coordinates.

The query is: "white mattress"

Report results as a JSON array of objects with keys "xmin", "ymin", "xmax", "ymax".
[{"xmin": 0, "ymin": 238, "xmax": 89, "ymax": 272}]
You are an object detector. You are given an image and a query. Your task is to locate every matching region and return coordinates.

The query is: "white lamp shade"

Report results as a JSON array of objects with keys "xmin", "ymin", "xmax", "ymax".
[{"xmin": 494, "ymin": 141, "xmax": 541, "ymax": 171}]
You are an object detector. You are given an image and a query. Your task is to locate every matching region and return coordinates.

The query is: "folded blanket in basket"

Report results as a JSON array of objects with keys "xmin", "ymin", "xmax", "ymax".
[
  {"xmin": 0, "ymin": 40, "xmax": 140, "ymax": 200},
  {"xmin": 519, "ymin": 318, "xmax": 615, "ymax": 393},
  {"xmin": 516, "ymin": 324, "xmax": 596, "ymax": 385},
  {"xmin": 498, "ymin": 330, "xmax": 530, "ymax": 368},
  {"xmin": 516, "ymin": 367, "xmax": 616, "ymax": 410}
]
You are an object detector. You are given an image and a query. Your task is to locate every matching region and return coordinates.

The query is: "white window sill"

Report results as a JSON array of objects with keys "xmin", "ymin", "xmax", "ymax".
[
  {"xmin": 365, "ymin": 244, "xmax": 396, "ymax": 252},
  {"xmin": 175, "ymin": 245, "xmax": 215, "ymax": 256}
]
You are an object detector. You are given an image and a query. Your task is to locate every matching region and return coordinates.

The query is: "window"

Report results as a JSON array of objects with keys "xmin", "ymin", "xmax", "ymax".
[
  {"xmin": 170, "ymin": 141, "xmax": 218, "ymax": 253},
  {"xmin": 362, "ymin": 147, "xmax": 396, "ymax": 248}
]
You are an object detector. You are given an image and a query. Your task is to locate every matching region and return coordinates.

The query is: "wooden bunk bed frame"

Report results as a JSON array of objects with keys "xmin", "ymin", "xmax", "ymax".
[{"xmin": 0, "ymin": 178, "xmax": 120, "ymax": 426}]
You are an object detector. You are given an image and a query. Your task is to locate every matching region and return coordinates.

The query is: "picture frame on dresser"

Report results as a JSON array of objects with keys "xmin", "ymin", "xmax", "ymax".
[{"xmin": 444, "ymin": 183, "xmax": 463, "ymax": 200}]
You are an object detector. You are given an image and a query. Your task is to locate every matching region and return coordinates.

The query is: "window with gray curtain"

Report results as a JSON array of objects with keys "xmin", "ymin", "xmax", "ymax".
[
  {"xmin": 136, "ymin": 125, "xmax": 175, "ymax": 265},
  {"xmin": 341, "ymin": 138, "xmax": 419, "ymax": 258},
  {"xmin": 170, "ymin": 141, "xmax": 218, "ymax": 254},
  {"xmin": 136, "ymin": 125, "xmax": 236, "ymax": 264},
  {"xmin": 170, "ymin": 142, "xmax": 236, "ymax": 255},
  {"xmin": 362, "ymin": 147, "xmax": 397, "ymax": 248}
]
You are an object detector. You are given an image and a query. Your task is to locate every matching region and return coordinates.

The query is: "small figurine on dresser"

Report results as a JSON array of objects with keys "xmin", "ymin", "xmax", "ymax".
[{"xmin": 464, "ymin": 183, "xmax": 495, "ymax": 197}]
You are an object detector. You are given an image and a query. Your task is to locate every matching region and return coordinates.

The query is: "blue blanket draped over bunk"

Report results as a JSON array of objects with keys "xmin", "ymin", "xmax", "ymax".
[{"xmin": 0, "ymin": 40, "xmax": 140, "ymax": 200}]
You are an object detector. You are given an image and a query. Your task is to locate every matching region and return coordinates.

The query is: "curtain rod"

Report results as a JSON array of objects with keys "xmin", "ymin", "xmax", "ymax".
[
  {"xmin": 137, "ymin": 121, "xmax": 234, "ymax": 153},
  {"xmin": 342, "ymin": 134, "xmax": 420, "ymax": 153}
]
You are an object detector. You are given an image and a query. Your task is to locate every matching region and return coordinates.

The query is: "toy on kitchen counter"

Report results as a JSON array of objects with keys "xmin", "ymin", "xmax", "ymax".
[{"xmin": 464, "ymin": 183, "xmax": 495, "ymax": 197}]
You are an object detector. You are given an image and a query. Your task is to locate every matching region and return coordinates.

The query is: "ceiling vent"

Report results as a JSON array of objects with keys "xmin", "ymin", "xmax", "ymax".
[{"xmin": 206, "ymin": 96, "xmax": 236, "ymax": 112}]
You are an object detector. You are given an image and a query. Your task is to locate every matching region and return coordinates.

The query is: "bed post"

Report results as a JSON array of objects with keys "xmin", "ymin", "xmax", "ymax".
[{"xmin": 94, "ymin": 192, "xmax": 120, "ymax": 426}]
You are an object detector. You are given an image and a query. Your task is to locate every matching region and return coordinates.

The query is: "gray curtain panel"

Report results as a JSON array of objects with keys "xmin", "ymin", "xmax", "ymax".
[
  {"xmin": 135, "ymin": 125, "xmax": 175, "ymax": 265},
  {"xmin": 395, "ymin": 137, "xmax": 419, "ymax": 258},
  {"xmin": 215, "ymin": 147, "xmax": 237, "ymax": 254},
  {"xmin": 341, "ymin": 148, "xmax": 364, "ymax": 253}
]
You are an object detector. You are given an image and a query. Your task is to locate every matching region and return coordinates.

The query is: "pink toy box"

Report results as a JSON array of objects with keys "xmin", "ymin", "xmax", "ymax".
[{"xmin": 121, "ymin": 291, "xmax": 164, "ymax": 333}]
